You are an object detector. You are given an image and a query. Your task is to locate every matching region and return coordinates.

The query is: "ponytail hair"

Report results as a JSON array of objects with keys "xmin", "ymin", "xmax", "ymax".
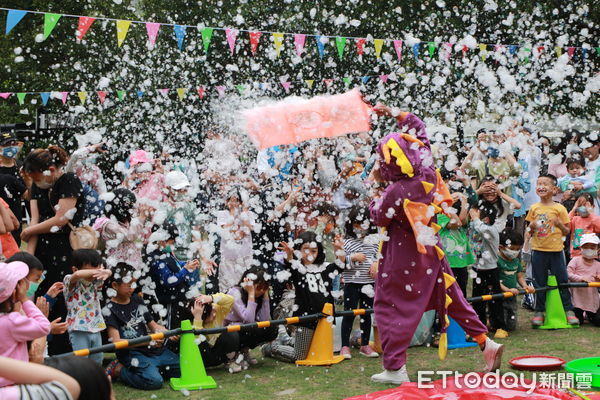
[{"xmin": 23, "ymin": 145, "xmax": 69, "ymax": 173}]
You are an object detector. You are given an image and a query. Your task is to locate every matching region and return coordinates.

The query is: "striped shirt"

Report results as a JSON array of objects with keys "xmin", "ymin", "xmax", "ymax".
[
  {"xmin": 0, "ymin": 381, "xmax": 73, "ymax": 400},
  {"xmin": 343, "ymin": 238, "xmax": 377, "ymax": 284}
]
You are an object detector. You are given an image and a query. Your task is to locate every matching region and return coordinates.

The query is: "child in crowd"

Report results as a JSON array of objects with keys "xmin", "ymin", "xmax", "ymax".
[
  {"xmin": 568, "ymin": 193, "xmax": 600, "ymax": 258},
  {"xmin": 558, "ymin": 157, "xmax": 595, "ymax": 210},
  {"xmin": 63, "ymin": 249, "xmax": 112, "ymax": 365},
  {"xmin": 224, "ymin": 267, "xmax": 277, "ymax": 366},
  {"xmin": 0, "ymin": 261, "xmax": 50, "ymax": 387},
  {"xmin": 340, "ymin": 206, "xmax": 378, "ymax": 359},
  {"xmin": 567, "ymin": 233, "xmax": 600, "ymax": 325},
  {"xmin": 497, "ymin": 229, "xmax": 532, "ymax": 332},
  {"xmin": 469, "ymin": 203, "xmax": 509, "ymax": 338},
  {"xmin": 526, "ymin": 174, "xmax": 579, "ymax": 326},
  {"xmin": 104, "ymin": 263, "xmax": 180, "ymax": 390}
]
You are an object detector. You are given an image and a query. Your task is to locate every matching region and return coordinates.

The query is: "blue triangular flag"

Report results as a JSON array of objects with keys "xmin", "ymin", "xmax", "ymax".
[
  {"xmin": 412, "ymin": 43, "xmax": 420, "ymax": 61},
  {"xmin": 581, "ymin": 48, "xmax": 588, "ymax": 59},
  {"xmin": 136, "ymin": 90, "xmax": 144, "ymax": 98},
  {"xmin": 174, "ymin": 25, "xmax": 186, "ymax": 50},
  {"xmin": 315, "ymin": 35, "xmax": 325, "ymax": 59},
  {"xmin": 361, "ymin": 76, "xmax": 371, "ymax": 84},
  {"xmin": 509, "ymin": 45, "xmax": 518, "ymax": 55},
  {"xmin": 40, "ymin": 92, "xmax": 50, "ymax": 106},
  {"xmin": 6, "ymin": 10, "xmax": 28, "ymax": 34}
]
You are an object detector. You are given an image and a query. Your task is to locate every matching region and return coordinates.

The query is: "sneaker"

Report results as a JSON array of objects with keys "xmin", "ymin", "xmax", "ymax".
[
  {"xmin": 105, "ymin": 359, "xmax": 122, "ymax": 381},
  {"xmin": 340, "ymin": 346, "xmax": 352, "ymax": 359},
  {"xmin": 566, "ymin": 311, "xmax": 580, "ymax": 325},
  {"xmin": 482, "ymin": 338, "xmax": 504, "ymax": 373},
  {"xmin": 359, "ymin": 345, "xmax": 379, "ymax": 358},
  {"xmin": 531, "ymin": 312, "xmax": 545, "ymax": 327},
  {"xmin": 242, "ymin": 348, "xmax": 258, "ymax": 365},
  {"xmin": 226, "ymin": 360, "xmax": 243, "ymax": 373},
  {"xmin": 494, "ymin": 329, "xmax": 509, "ymax": 339},
  {"xmin": 371, "ymin": 365, "xmax": 410, "ymax": 385}
]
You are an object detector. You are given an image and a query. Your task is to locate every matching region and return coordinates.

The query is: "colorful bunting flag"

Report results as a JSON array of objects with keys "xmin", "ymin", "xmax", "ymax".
[
  {"xmin": 356, "ymin": 38, "xmax": 366, "ymax": 56},
  {"xmin": 235, "ymin": 84, "xmax": 245, "ymax": 95},
  {"xmin": 281, "ymin": 82, "xmax": 291, "ymax": 93},
  {"xmin": 374, "ymin": 39, "xmax": 384, "ymax": 59},
  {"xmin": 16, "ymin": 93, "xmax": 26, "ymax": 105},
  {"xmin": 413, "ymin": 43, "xmax": 420, "ymax": 61},
  {"xmin": 216, "ymin": 86, "xmax": 226, "ymax": 96},
  {"xmin": 478, "ymin": 43, "xmax": 487, "ymax": 61},
  {"xmin": 117, "ymin": 90, "xmax": 126, "ymax": 101},
  {"xmin": 294, "ymin": 34, "xmax": 306, "ymax": 56},
  {"xmin": 76, "ymin": 17, "xmax": 95, "ymax": 41},
  {"xmin": 146, "ymin": 23, "xmax": 160, "ymax": 46},
  {"xmin": 393, "ymin": 40, "xmax": 403, "ymax": 61},
  {"xmin": 581, "ymin": 48, "xmax": 588, "ymax": 59},
  {"xmin": 97, "ymin": 91, "xmax": 107, "ymax": 104},
  {"xmin": 197, "ymin": 86, "xmax": 205, "ymax": 99},
  {"xmin": 43, "ymin": 13, "xmax": 62, "ymax": 40},
  {"xmin": 174, "ymin": 25, "xmax": 186, "ymax": 50},
  {"xmin": 555, "ymin": 46, "xmax": 562, "ymax": 57},
  {"xmin": 176, "ymin": 88, "xmax": 186, "ymax": 100},
  {"xmin": 201, "ymin": 27, "xmax": 213, "ymax": 53},
  {"xmin": 323, "ymin": 79, "xmax": 334, "ymax": 87},
  {"xmin": 305, "ymin": 79, "xmax": 315, "ymax": 89},
  {"xmin": 273, "ymin": 32, "xmax": 284, "ymax": 57},
  {"xmin": 6, "ymin": 10, "xmax": 27, "ymax": 35},
  {"xmin": 159, "ymin": 88, "xmax": 170, "ymax": 97},
  {"xmin": 379, "ymin": 74, "xmax": 389, "ymax": 83},
  {"xmin": 315, "ymin": 35, "xmax": 325, "ymax": 58},
  {"xmin": 60, "ymin": 92, "xmax": 69, "ymax": 104},
  {"xmin": 225, "ymin": 28, "xmax": 238, "ymax": 54},
  {"xmin": 462, "ymin": 45, "xmax": 468, "ymax": 58},
  {"xmin": 596, "ymin": 47, "xmax": 600, "ymax": 56},
  {"xmin": 136, "ymin": 90, "xmax": 144, "ymax": 98},
  {"xmin": 428, "ymin": 42, "xmax": 436, "ymax": 58},
  {"xmin": 508, "ymin": 45, "xmax": 518, "ymax": 55},
  {"xmin": 40, "ymin": 92, "xmax": 50, "ymax": 106},
  {"xmin": 522, "ymin": 47, "xmax": 531, "ymax": 63},
  {"xmin": 445, "ymin": 42, "xmax": 453, "ymax": 60},
  {"xmin": 0, "ymin": 93, "xmax": 12, "ymax": 99},
  {"xmin": 343, "ymin": 77, "xmax": 351, "ymax": 86},
  {"xmin": 336, "ymin": 37, "xmax": 347, "ymax": 60},
  {"xmin": 361, "ymin": 76, "xmax": 370, "ymax": 84},
  {"xmin": 77, "ymin": 91, "xmax": 87, "ymax": 104},
  {"xmin": 249, "ymin": 31, "xmax": 262, "ymax": 56},
  {"xmin": 567, "ymin": 47, "xmax": 576, "ymax": 58},
  {"xmin": 116, "ymin": 20, "xmax": 132, "ymax": 47}
]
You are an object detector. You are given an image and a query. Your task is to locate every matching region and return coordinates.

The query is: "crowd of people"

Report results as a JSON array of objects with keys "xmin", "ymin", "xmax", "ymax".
[{"xmin": 0, "ymin": 110, "xmax": 598, "ymax": 398}]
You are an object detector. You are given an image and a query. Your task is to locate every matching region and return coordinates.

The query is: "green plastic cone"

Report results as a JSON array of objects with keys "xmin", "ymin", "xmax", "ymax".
[
  {"xmin": 538, "ymin": 275, "xmax": 575, "ymax": 330},
  {"xmin": 170, "ymin": 320, "xmax": 217, "ymax": 390}
]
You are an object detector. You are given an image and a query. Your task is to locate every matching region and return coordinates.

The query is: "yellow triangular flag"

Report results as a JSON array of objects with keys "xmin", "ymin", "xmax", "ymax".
[
  {"xmin": 273, "ymin": 32, "xmax": 284, "ymax": 57},
  {"xmin": 77, "ymin": 91, "xmax": 87, "ymax": 104},
  {"xmin": 305, "ymin": 79, "xmax": 314, "ymax": 89},
  {"xmin": 116, "ymin": 20, "xmax": 132, "ymax": 47},
  {"xmin": 555, "ymin": 46, "xmax": 562, "ymax": 57},
  {"xmin": 374, "ymin": 39, "xmax": 384, "ymax": 58},
  {"xmin": 176, "ymin": 88, "xmax": 186, "ymax": 100},
  {"xmin": 479, "ymin": 43, "xmax": 487, "ymax": 60}
]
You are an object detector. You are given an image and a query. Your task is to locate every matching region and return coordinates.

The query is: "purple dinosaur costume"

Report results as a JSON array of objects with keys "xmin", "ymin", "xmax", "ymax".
[{"xmin": 370, "ymin": 112, "xmax": 488, "ymax": 372}]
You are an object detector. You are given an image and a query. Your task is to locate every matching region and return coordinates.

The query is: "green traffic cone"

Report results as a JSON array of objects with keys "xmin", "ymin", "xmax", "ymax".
[
  {"xmin": 538, "ymin": 275, "xmax": 576, "ymax": 330},
  {"xmin": 170, "ymin": 319, "xmax": 217, "ymax": 390}
]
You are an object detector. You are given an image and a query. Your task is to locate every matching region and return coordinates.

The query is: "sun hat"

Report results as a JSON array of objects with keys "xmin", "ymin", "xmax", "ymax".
[
  {"xmin": 128, "ymin": 150, "xmax": 152, "ymax": 166},
  {"xmin": 580, "ymin": 233, "xmax": 600, "ymax": 246},
  {"xmin": 0, "ymin": 261, "xmax": 29, "ymax": 303},
  {"xmin": 164, "ymin": 170, "xmax": 190, "ymax": 190}
]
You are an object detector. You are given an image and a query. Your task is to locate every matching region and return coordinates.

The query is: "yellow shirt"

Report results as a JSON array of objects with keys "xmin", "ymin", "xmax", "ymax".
[
  {"xmin": 192, "ymin": 293, "xmax": 234, "ymax": 347},
  {"xmin": 526, "ymin": 202, "xmax": 570, "ymax": 252}
]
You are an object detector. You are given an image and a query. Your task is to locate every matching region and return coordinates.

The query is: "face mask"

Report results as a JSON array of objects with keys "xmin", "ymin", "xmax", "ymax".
[
  {"xmin": 577, "ymin": 206, "xmax": 589, "ymax": 217},
  {"xmin": 35, "ymin": 179, "xmax": 53, "ymax": 189},
  {"xmin": 172, "ymin": 192, "xmax": 187, "ymax": 202},
  {"xmin": 502, "ymin": 248, "xmax": 520, "ymax": 260},
  {"xmin": 1, "ymin": 146, "xmax": 20, "ymax": 158},
  {"xmin": 26, "ymin": 281, "xmax": 40, "ymax": 297},
  {"xmin": 582, "ymin": 249, "xmax": 598, "ymax": 259},
  {"xmin": 479, "ymin": 142, "xmax": 489, "ymax": 151},
  {"xmin": 162, "ymin": 245, "xmax": 173, "ymax": 254}
]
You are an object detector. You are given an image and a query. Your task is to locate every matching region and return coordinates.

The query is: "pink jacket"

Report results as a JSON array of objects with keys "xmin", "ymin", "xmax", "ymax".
[
  {"xmin": 568, "ymin": 256, "xmax": 600, "ymax": 313},
  {"xmin": 0, "ymin": 300, "xmax": 50, "ymax": 387}
]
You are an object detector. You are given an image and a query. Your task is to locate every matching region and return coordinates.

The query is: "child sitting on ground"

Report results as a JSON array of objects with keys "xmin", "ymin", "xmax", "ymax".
[
  {"xmin": 567, "ymin": 233, "xmax": 600, "ymax": 325},
  {"xmin": 63, "ymin": 249, "xmax": 112, "ymax": 365},
  {"xmin": 104, "ymin": 263, "xmax": 180, "ymax": 390},
  {"xmin": 497, "ymin": 229, "xmax": 533, "ymax": 332},
  {"xmin": 0, "ymin": 261, "xmax": 50, "ymax": 387}
]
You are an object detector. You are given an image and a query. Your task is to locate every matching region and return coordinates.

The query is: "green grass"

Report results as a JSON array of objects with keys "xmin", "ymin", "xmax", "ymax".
[{"xmin": 112, "ymin": 309, "xmax": 600, "ymax": 399}]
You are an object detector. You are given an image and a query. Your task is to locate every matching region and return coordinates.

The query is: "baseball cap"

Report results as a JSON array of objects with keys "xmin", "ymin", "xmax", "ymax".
[
  {"xmin": 580, "ymin": 233, "xmax": 600, "ymax": 246},
  {"xmin": 165, "ymin": 170, "xmax": 190, "ymax": 190},
  {"xmin": 0, "ymin": 132, "xmax": 17, "ymax": 146},
  {"xmin": 128, "ymin": 150, "xmax": 152, "ymax": 166},
  {"xmin": 0, "ymin": 261, "xmax": 29, "ymax": 303}
]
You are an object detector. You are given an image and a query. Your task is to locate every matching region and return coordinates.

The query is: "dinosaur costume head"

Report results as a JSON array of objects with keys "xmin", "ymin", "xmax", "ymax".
[{"xmin": 376, "ymin": 132, "xmax": 433, "ymax": 182}]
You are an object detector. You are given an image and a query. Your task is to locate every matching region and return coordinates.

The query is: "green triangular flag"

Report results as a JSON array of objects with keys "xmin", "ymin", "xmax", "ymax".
[
  {"xmin": 16, "ymin": 93, "xmax": 26, "ymax": 105},
  {"xmin": 235, "ymin": 84, "xmax": 245, "ymax": 95},
  {"xmin": 342, "ymin": 77, "xmax": 351, "ymax": 86},
  {"xmin": 201, "ymin": 27, "xmax": 213, "ymax": 53},
  {"xmin": 428, "ymin": 42, "xmax": 436, "ymax": 58},
  {"xmin": 596, "ymin": 47, "xmax": 600, "ymax": 56},
  {"xmin": 523, "ymin": 47, "xmax": 531, "ymax": 64},
  {"xmin": 44, "ymin": 13, "xmax": 62, "ymax": 40},
  {"xmin": 117, "ymin": 90, "xmax": 125, "ymax": 101},
  {"xmin": 336, "ymin": 37, "xmax": 347, "ymax": 60}
]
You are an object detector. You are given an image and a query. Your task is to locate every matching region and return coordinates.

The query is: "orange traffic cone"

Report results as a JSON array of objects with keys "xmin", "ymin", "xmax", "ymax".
[{"xmin": 296, "ymin": 303, "xmax": 345, "ymax": 366}]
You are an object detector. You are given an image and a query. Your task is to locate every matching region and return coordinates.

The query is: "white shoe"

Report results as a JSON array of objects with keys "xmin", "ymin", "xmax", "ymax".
[
  {"xmin": 371, "ymin": 365, "xmax": 410, "ymax": 385},
  {"xmin": 482, "ymin": 337, "xmax": 504, "ymax": 372}
]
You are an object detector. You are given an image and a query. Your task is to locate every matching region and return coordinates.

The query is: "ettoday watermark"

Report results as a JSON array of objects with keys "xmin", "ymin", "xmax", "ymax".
[{"xmin": 417, "ymin": 371, "xmax": 594, "ymax": 394}]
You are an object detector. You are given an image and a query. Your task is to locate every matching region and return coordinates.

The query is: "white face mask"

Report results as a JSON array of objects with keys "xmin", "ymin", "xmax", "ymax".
[
  {"xmin": 502, "ymin": 248, "xmax": 520, "ymax": 260},
  {"xmin": 581, "ymin": 249, "xmax": 598, "ymax": 259},
  {"xmin": 35, "ymin": 179, "xmax": 53, "ymax": 189}
]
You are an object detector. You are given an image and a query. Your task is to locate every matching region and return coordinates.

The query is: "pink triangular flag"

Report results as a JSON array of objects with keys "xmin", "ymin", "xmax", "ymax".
[
  {"xmin": 294, "ymin": 34, "xmax": 306, "ymax": 56},
  {"xmin": 225, "ymin": 28, "xmax": 238, "ymax": 54},
  {"xmin": 159, "ymin": 89, "xmax": 170, "ymax": 97},
  {"xmin": 446, "ymin": 42, "xmax": 454, "ymax": 59},
  {"xmin": 249, "ymin": 31, "xmax": 262, "ymax": 56},
  {"xmin": 281, "ymin": 81, "xmax": 291, "ymax": 93},
  {"xmin": 393, "ymin": 40, "xmax": 403, "ymax": 60},
  {"xmin": 197, "ymin": 86, "xmax": 205, "ymax": 99},
  {"xmin": 323, "ymin": 79, "xmax": 334, "ymax": 87},
  {"xmin": 567, "ymin": 47, "xmax": 576, "ymax": 58},
  {"xmin": 97, "ymin": 91, "xmax": 107, "ymax": 104},
  {"xmin": 379, "ymin": 74, "xmax": 389, "ymax": 83},
  {"xmin": 61, "ymin": 92, "xmax": 69, "ymax": 104},
  {"xmin": 146, "ymin": 23, "xmax": 160, "ymax": 46},
  {"xmin": 216, "ymin": 86, "xmax": 226, "ymax": 96},
  {"xmin": 0, "ymin": 93, "xmax": 12, "ymax": 99},
  {"xmin": 76, "ymin": 17, "xmax": 95, "ymax": 41}
]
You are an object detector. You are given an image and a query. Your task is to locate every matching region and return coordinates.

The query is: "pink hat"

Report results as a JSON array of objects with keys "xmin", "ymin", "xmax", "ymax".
[
  {"xmin": 0, "ymin": 261, "xmax": 29, "ymax": 303},
  {"xmin": 129, "ymin": 150, "xmax": 152, "ymax": 166}
]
